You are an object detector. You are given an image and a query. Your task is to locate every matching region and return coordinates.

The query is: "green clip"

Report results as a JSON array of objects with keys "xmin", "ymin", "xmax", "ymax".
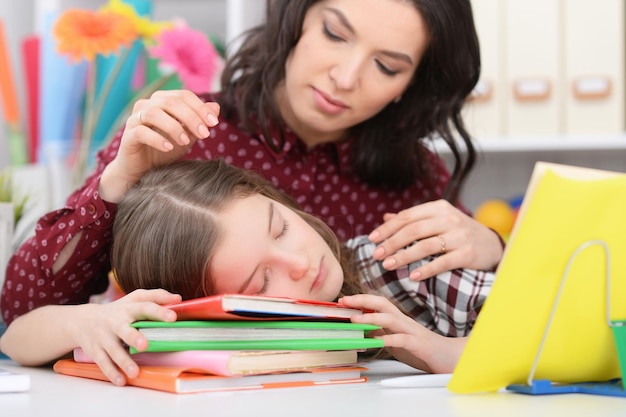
[{"xmin": 610, "ymin": 321, "xmax": 626, "ymax": 384}]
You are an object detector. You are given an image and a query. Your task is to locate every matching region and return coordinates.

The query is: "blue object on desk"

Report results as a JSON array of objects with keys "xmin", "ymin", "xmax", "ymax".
[
  {"xmin": 505, "ymin": 317, "xmax": 626, "ymax": 398},
  {"xmin": 507, "ymin": 379, "xmax": 626, "ymax": 397},
  {"xmin": 0, "ymin": 321, "xmax": 7, "ymax": 359},
  {"xmin": 504, "ymin": 243, "xmax": 626, "ymax": 398}
]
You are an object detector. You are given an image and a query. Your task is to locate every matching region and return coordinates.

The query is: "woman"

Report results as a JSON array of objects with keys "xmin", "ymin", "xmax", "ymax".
[
  {"xmin": 0, "ymin": 160, "xmax": 493, "ymax": 386},
  {"xmin": 1, "ymin": 0, "xmax": 502, "ymax": 325}
]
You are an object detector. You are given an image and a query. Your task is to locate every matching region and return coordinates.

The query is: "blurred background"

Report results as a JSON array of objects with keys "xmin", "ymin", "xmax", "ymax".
[{"xmin": 0, "ymin": 0, "xmax": 625, "ymax": 237}]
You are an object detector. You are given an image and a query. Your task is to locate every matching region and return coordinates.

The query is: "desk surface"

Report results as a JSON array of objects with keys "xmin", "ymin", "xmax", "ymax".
[{"xmin": 1, "ymin": 359, "xmax": 624, "ymax": 417}]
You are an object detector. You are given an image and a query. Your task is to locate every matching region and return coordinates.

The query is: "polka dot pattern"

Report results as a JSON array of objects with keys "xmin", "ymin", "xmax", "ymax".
[{"xmin": 0, "ymin": 93, "xmax": 454, "ymax": 324}]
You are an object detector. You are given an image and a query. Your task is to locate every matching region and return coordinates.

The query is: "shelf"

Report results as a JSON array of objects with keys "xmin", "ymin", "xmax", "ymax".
[
  {"xmin": 476, "ymin": 133, "xmax": 626, "ymax": 153},
  {"xmin": 434, "ymin": 133, "xmax": 626, "ymax": 154}
]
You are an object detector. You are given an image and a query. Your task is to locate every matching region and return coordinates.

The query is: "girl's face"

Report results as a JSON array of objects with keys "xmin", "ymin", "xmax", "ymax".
[
  {"xmin": 277, "ymin": 0, "xmax": 428, "ymax": 146},
  {"xmin": 210, "ymin": 194, "xmax": 345, "ymax": 302}
]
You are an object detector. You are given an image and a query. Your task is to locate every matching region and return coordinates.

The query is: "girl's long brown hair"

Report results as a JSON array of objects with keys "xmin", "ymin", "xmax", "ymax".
[{"xmin": 112, "ymin": 159, "xmax": 366, "ymax": 299}]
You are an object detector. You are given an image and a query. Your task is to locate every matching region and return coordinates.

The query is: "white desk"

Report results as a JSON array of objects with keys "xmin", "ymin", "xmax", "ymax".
[{"xmin": 1, "ymin": 359, "xmax": 624, "ymax": 417}]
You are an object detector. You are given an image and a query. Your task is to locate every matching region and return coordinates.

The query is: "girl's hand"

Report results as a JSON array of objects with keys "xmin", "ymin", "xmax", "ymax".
[
  {"xmin": 368, "ymin": 199, "xmax": 504, "ymax": 281},
  {"xmin": 338, "ymin": 294, "xmax": 466, "ymax": 373},
  {"xmin": 69, "ymin": 289, "xmax": 182, "ymax": 386},
  {"xmin": 100, "ymin": 90, "xmax": 220, "ymax": 203}
]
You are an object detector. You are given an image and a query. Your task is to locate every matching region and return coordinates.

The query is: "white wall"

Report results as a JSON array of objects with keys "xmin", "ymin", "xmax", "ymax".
[{"xmin": 0, "ymin": 2, "xmax": 34, "ymax": 169}]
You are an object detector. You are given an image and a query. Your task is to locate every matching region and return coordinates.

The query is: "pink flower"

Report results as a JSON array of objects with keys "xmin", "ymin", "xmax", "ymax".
[{"xmin": 148, "ymin": 23, "xmax": 221, "ymax": 92}]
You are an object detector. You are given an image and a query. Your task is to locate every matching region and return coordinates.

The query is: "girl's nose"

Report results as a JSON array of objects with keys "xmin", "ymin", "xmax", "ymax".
[{"xmin": 287, "ymin": 252, "xmax": 311, "ymax": 281}]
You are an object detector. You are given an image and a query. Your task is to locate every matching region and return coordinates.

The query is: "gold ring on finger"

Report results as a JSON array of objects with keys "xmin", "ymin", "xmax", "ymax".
[{"xmin": 437, "ymin": 235, "xmax": 447, "ymax": 255}]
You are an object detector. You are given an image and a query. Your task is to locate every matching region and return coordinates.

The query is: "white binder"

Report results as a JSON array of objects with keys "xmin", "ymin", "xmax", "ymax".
[
  {"xmin": 563, "ymin": 0, "xmax": 625, "ymax": 134},
  {"xmin": 504, "ymin": 0, "xmax": 563, "ymax": 136}
]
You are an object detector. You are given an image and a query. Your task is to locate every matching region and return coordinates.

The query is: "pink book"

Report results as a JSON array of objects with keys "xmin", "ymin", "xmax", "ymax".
[{"xmin": 73, "ymin": 348, "xmax": 358, "ymax": 377}]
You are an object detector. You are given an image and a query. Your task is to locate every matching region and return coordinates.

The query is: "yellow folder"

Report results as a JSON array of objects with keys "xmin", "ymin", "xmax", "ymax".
[{"xmin": 448, "ymin": 162, "xmax": 626, "ymax": 393}]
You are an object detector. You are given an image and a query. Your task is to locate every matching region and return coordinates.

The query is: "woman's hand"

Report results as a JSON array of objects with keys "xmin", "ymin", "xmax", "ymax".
[
  {"xmin": 368, "ymin": 200, "xmax": 504, "ymax": 281},
  {"xmin": 338, "ymin": 294, "xmax": 466, "ymax": 373},
  {"xmin": 69, "ymin": 289, "xmax": 182, "ymax": 386},
  {"xmin": 99, "ymin": 90, "xmax": 220, "ymax": 203}
]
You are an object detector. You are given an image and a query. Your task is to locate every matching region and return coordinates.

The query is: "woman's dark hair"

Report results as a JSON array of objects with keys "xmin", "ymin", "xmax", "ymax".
[
  {"xmin": 219, "ymin": 0, "xmax": 480, "ymax": 202},
  {"xmin": 112, "ymin": 159, "xmax": 364, "ymax": 300}
]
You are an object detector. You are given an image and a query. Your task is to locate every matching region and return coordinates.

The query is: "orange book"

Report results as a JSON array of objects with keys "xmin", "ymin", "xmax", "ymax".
[
  {"xmin": 166, "ymin": 294, "xmax": 370, "ymax": 321},
  {"xmin": 53, "ymin": 359, "xmax": 367, "ymax": 394}
]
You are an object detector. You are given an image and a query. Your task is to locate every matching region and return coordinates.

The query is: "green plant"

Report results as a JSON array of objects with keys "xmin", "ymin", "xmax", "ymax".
[{"xmin": 0, "ymin": 169, "xmax": 29, "ymax": 227}]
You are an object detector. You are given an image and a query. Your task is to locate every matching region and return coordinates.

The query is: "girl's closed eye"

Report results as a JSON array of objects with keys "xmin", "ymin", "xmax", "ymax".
[
  {"xmin": 279, "ymin": 220, "xmax": 289, "ymax": 238},
  {"xmin": 274, "ymin": 218, "xmax": 289, "ymax": 240},
  {"xmin": 256, "ymin": 270, "xmax": 270, "ymax": 295}
]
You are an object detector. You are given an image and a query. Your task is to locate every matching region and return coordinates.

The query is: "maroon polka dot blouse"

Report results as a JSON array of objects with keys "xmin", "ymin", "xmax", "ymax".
[{"xmin": 1, "ymin": 93, "xmax": 458, "ymax": 324}]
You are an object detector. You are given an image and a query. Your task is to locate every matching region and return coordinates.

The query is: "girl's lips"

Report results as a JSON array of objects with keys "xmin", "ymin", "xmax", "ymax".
[
  {"xmin": 311, "ymin": 257, "xmax": 327, "ymax": 291},
  {"xmin": 312, "ymin": 88, "xmax": 348, "ymax": 115}
]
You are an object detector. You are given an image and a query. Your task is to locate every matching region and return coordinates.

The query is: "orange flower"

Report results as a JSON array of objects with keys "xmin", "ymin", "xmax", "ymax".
[{"xmin": 53, "ymin": 9, "xmax": 137, "ymax": 62}]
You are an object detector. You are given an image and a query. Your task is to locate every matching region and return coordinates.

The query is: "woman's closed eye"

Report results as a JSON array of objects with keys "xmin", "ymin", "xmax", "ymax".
[
  {"xmin": 323, "ymin": 21, "xmax": 399, "ymax": 77},
  {"xmin": 323, "ymin": 22, "xmax": 344, "ymax": 42},
  {"xmin": 375, "ymin": 61, "xmax": 399, "ymax": 76}
]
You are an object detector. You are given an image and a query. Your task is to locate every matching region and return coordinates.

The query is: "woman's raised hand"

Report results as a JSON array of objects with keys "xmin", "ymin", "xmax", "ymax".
[
  {"xmin": 368, "ymin": 199, "xmax": 504, "ymax": 281},
  {"xmin": 100, "ymin": 90, "xmax": 220, "ymax": 203}
]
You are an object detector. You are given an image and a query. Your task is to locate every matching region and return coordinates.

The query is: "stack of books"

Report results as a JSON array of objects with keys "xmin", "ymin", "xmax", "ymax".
[{"xmin": 54, "ymin": 294, "xmax": 384, "ymax": 393}]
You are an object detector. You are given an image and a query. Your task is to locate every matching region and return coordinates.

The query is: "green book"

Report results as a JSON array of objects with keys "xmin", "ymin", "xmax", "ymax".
[
  {"xmin": 129, "ymin": 320, "xmax": 383, "ymax": 354},
  {"xmin": 133, "ymin": 338, "xmax": 384, "ymax": 354},
  {"xmin": 131, "ymin": 320, "xmax": 379, "ymax": 342}
]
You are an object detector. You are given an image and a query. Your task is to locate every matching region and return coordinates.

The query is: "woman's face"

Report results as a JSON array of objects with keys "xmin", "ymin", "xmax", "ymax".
[
  {"xmin": 210, "ymin": 194, "xmax": 345, "ymax": 302},
  {"xmin": 277, "ymin": 0, "xmax": 429, "ymax": 146}
]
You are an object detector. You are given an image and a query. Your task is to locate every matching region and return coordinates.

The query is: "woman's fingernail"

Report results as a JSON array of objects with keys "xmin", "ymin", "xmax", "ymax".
[
  {"xmin": 198, "ymin": 124, "xmax": 210, "ymax": 138},
  {"xmin": 373, "ymin": 246, "xmax": 385, "ymax": 259},
  {"xmin": 382, "ymin": 258, "xmax": 396, "ymax": 269},
  {"xmin": 369, "ymin": 231, "xmax": 380, "ymax": 241},
  {"xmin": 207, "ymin": 114, "xmax": 219, "ymax": 126},
  {"xmin": 410, "ymin": 271, "xmax": 422, "ymax": 280},
  {"xmin": 180, "ymin": 132, "xmax": 190, "ymax": 145}
]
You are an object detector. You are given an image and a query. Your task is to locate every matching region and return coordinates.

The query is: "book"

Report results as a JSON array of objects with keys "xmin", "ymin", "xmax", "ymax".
[
  {"xmin": 165, "ymin": 294, "xmax": 370, "ymax": 321},
  {"xmin": 73, "ymin": 348, "xmax": 360, "ymax": 377},
  {"xmin": 53, "ymin": 359, "xmax": 367, "ymax": 394},
  {"xmin": 131, "ymin": 337, "xmax": 384, "ymax": 354},
  {"xmin": 0, "ymin": 368, "xmax": 30, "ymax": 393},
  {"xmin": 131, "ymin": 320, "xmax": 380, "ymax": 342}
]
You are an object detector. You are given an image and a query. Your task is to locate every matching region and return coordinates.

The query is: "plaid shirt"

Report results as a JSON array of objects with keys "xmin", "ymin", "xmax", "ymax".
[{"xmin": 346, "ymin": 236, "xmax": 495, "ymax": 337}]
